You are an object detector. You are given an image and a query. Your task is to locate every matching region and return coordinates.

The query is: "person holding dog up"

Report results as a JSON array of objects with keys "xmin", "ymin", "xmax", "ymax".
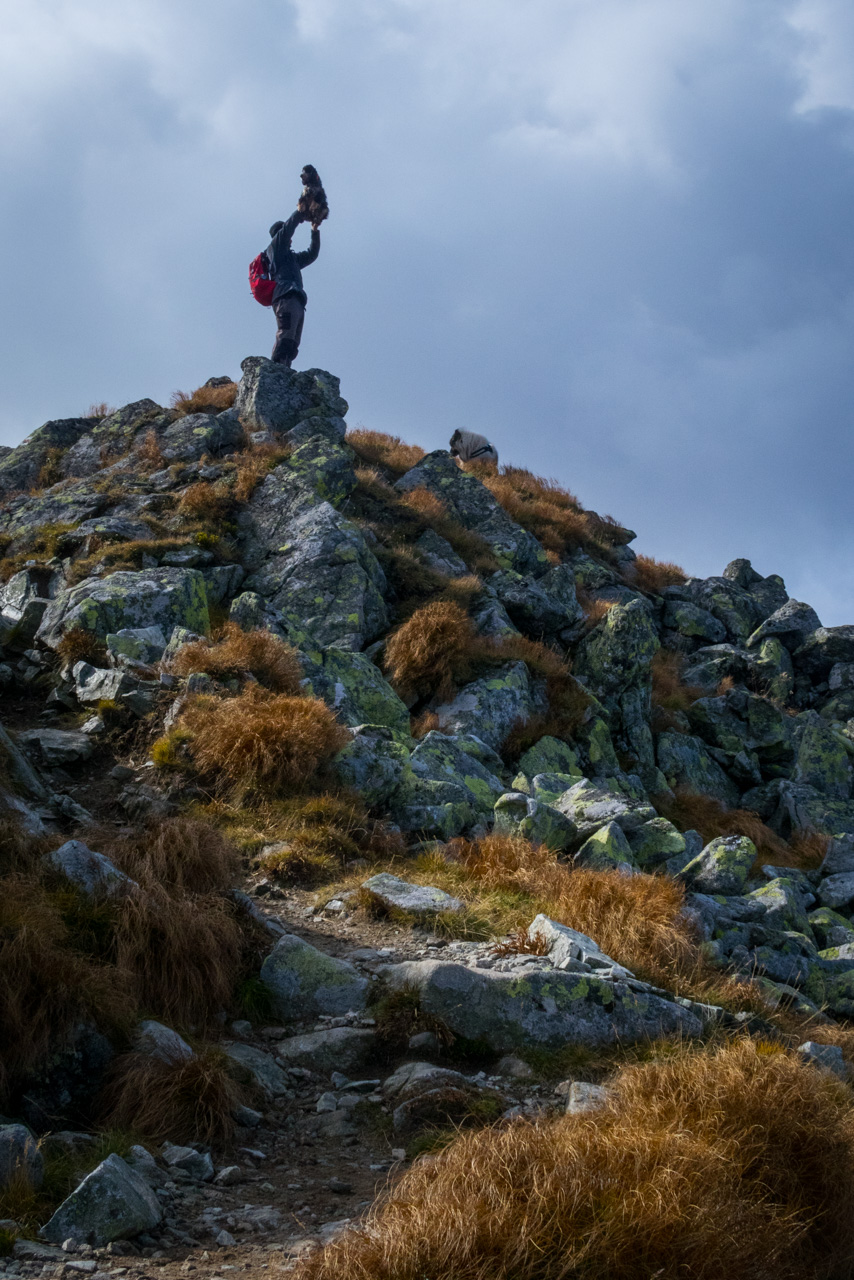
[{"xmin": 249, "ymin": 166, "xmax": 329, "ymax": 368}]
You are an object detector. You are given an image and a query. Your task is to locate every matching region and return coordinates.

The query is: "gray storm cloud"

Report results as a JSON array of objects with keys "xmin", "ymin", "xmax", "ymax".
[{"xmin": 0, "ymin": 0, "xmax": 852, "ymax": 620}]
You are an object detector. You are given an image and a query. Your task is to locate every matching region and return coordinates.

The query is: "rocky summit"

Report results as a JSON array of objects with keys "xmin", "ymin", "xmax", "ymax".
[{"xmin": 3, "ymin": 358, "xmax": 854, "ymax": 1278}]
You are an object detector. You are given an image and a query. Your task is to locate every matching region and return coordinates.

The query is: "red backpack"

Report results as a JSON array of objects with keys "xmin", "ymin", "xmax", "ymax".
[{"xmin": 249, "ymin": 251, "xmax": 275, "ymax": 306}]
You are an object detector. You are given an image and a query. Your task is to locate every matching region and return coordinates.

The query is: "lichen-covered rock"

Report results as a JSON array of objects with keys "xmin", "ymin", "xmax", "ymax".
[
  {"xmin": 678, "ymin": 835, "xmax": 757, "ymax": 895},
  {"xmin": 0, "ymin": 568, "xmax": 54, "ymax": 648},
  {"xmin": 808, "ymin": 906, "xmax": 854, "ymax": 949},
  {"xmin": 817, "ymin": 873, "xmax": 854, "ymax": 912},
  {"xmin": 389, "ymin": 777, "xmax": 481, "ymax": 840},
  {"xmin": 134, "ymin": 1021, "xmax": 193, "ymax": 1064},
  {"xmin": 395, "ymin": 450, "xmax": 547, "ymax": 575},
  {"xmin": 675, "ymin": 576, "xmax": 764, "ymax": 644},
  {"xmin": 415, "ymin": 529, "xmax": 467, "ymax": 577},
  {"xmin": 681, "ymin": 644, "xmax": 752, "ymax": 694},
  {"xmin": 72, "ymin": 663, "xmax": 159, "ymax": 717},
  {"xmin": 434, "ymin": 661, "xmax": 533, "ymax": 751},
  {"xmin": 361, "ymin": 873, "xmax": 463, "ymax": 917},
  {"xmin": 746, "ymin": 598, "xmax": 822, "ymax": 651},
  {"xmin": 745, "ymin": 779, "xmax": 854, "ymax": 839},
  {"xmin": 16, "ymin": 728, "xmax": 94, "ymax": 768},
  {"xmin": 574, "ymin": 599, "xmax": 659, "ymax": 774},
  {"xmin": 105, "ymin": 625, "xmax": 167, "ymax": 665},
  {"xmin": 661, "ymin": 599, "xmax": 726, "ymax": 644},
  {"xmin": 574, "ymin": 821, "xmax": 636, "ymax": 873},
  {"xmin": 0, "ymin": 415, "xmax": 101, "ymax": 496},
  {"xmin": 627, "ymin": 818, "xmax": 687, "ymax": 869},
  {"xmin": 752, "ymin": 637, "xmax": 794, "ymax": 704},
  {"xmin": 493, "ymin": 792, "xmax": 577, "ymax": 851},
  {"xmin": 516, "ymin": 736, "xmax": 582, "ymax": 780},
  {"xmin": 37, "ymin": 568, "xmax": 210, "ymax": 649},
  {"xmin": 234, "ymin": 359, "xmax": 348, "ymax": 435},
  {"xmin": 332, "ymin": 726, "xmax": 412, "ymax": 808},
  {"xmin": 380, "ymin": 958, "xmax": 701, "ymax": 1052},
  {"xmin": 275, "ymin": 1027, "xmax": 377, "ymax": 1076},
  {"xmin": 242, "ymin": 465, "xmax": 386, "ymax": 652},
  {"xmin": 221, "ymin": 1043, "xmax": 290, "ymax": 1098},
  {"xmin": 487, "ymin": 564, "xmax": 583, "ymax": 638},
  {"xmin": 409, "ymin": 731, "xmax": 506, "ymax": 814},
  {"xmin": 527, "ymin": 915, "xmax": 631, "ymax": 975},
  {"xmin": 554, "ymin": 777, "xmax": 657, "ymax": 841},
  {"xmin": 746, "ymin": 877, "xmax": 813, "ymax": 936},
  {"xmin": 0, "ymin": 1125, "xmax": 43, "ymax": 1191},
  {"xmin": 40, "ymin": 1153, "xmax": 162, "ymax": 1246},
  {"xmin": 794, "ymin": 627, "xmax": 854, "ymax": 679},
  {"xmin": 303, "ymin": 648, "xmax": 410, "ymax": 738},
  {"xmin": 656, "ymin": 731, "xmax": 740, "ymax": 807},
  {"xmin": 792, "ymin": 711, "xmax": 851, "ymax": 799},
  {"xmin": 46, "ymin": 840, "xmax": 137, "ymax": 899},
  {"xmin": 259, "ymin": 934, "xmax": 367, "ymax": 1020},
  {"xmin": 155, "ymin": 409, "xmax": 242, "ymax": 463}
]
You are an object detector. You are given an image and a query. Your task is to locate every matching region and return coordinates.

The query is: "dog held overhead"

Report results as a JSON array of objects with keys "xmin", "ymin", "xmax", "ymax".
[{"xmin": 449, "ymin": 428, "xmax": 499, "ymax": 466}]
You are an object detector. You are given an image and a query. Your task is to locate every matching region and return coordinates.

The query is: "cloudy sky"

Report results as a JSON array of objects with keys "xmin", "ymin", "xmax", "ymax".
[{"xmin": 2, "ymin": 0, "xmax": 853, "ymax": 622}]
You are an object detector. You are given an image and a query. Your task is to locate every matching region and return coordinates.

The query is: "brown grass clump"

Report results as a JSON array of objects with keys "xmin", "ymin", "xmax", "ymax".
[
  {"xmin": 347, "ymin": 428, "xmax": 425, "ymax": 476},
  {"xmin": 398, "ymin": 488, "xmax": 500, "ymax": 575},
  {"xmin": 171, "ymin": 381, "xmax": 238, "ymax": 418},
  {"xmin": 496, "ymin": 636, "xmax": 589, "ymax": 759},
  {"xmin": 384, "ymin": 601, "xmax": 478, "ymax": 704},
  {"xmin": 411, "ymin": 710, "xmax": 440, "ymax": 738},
  {"xmin": 102, "ymin": 1047, "xmax": 240, "ymax": 1145},
  {"xmin": 136, "ymin": 428, "xmax": 165, "ymax": 471},
  {"xmin": 170, "ymin": 622, "xmax": 303, "ymax": 693},
  {"xmin": 0, "ymin": 875, "xmax": 129, "ymax": 1098},
  {"xmin": 179, "ymin": 480, "xmax": 234, "ymax": 523},
  {"xmin": 175, "ymin": 686, "xmax": 349, "ymax": 797},
  {"xmin": 293, "ymin": 1039, "xmax": 854, "ymax": 1280},
  {"xmin": 55, "ymin": 626, "xmax": 108, "ymax": 670},
  {"xmin": 479, "ymin": 467, "xmax": 627, "ymax": 560},
  {"xmin": 576, "ymin": 590, "xmax": 616, "ymax": 631},
  {"xmin": 113, "ymin": 884, "xmax": 244, "ymax": 1027},
  {"xmin": 650, "ymin": 649, "xmax": 705, "ymax": 724},
  {"xmin": 232, "ymin": 441, "xmax": 293, "ymax": 502},
  {"xmin": 631, "ymin": 553, "xmax": 688, "ymax": 595},
  {"xmin": 84, "ymin": 402, "xmax": 115, "ymax": 419},
  {"xmin": 96, "ymin": 817, "xmax": 241, "ymax": 896}
]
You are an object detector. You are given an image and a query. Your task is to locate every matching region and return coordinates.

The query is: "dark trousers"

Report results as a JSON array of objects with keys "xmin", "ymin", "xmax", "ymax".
[{"xmin": 272, "ymin": 295, "xmax": 306, "ymax": 367}]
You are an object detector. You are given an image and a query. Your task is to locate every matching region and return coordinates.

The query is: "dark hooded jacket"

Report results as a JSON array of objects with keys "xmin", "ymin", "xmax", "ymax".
[{"xmin": 267, "ymin": 211, "xmax": 320, "ymax": 306}]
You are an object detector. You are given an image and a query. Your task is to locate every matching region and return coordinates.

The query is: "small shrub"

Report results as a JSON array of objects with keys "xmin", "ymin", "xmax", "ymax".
[
  {"xmin": 631, "ymin": 554, "xmax": 688, "ymax": 595},
  {"xmin": 56, "ymin": 627, "xmax": 108, "ymax": 670},
  {"xmin": 233, "ymin": 442, "xmax": 292, "ymax": 502},
  {"xmin": 102, "ymin": 1047, "xmax": 240, "ymax": 1144},
  {"xmin": 170, "ymin": 622, "xmax": 304, "ymax": 693},
  {"xmin": 384, "ymin": 601, "xmax": 478, "ymax": 703},
  {"xmin": 177, "ymin": 686, "xmax": 349, "ymax": 797},
  {"xmin": 346, "ymin": 428, "xmax": 425, "ymax": 475},
  {"xmin": 179, "ymin": 480, "xmax": 234, "ymax": 522},
  {"xmin": 171, "ymin": 381, "xmax": 238, "ymax": 418},
  {"xmin": 136, "ymin": 428, "xmax": 165, "ymax": 471}
]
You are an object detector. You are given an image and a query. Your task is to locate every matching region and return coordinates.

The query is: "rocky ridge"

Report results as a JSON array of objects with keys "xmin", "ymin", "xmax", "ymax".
[{"xmin": 2, "ymin": 357, "xmax": 854, "ymax": 1270}]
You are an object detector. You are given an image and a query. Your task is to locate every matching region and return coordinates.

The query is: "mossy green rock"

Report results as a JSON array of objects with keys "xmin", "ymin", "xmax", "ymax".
[
  {"xmin": 793, "ymin": 711, "xmax": 851, "ymax": 800},
  {"xmin": 36, "ymin": 568, "xmax": 211, "ymax": 649},
  {"xmin": 395, "ymin": 450, "xmax": 547, "ymax": 575},
  {"xmin": 746, "ymin": 877, "xmax": 813, "ymax": 936},
  {"xmin": 332, "ymin": 727, "xmax": 412, "ymax": 808},
  {"xmin": 40, "ymin": 1153, "xmax": 162, "ymax": 1245},
  {"xmin": 661, "ymin": 599, "xmax": 726, "ymax": 643},
  {"xmin": 656, "ymin": 731, "xmax": 740, "ymax": 807},
  {"xmin": 555, "ymin": 777, "xmax": 657, "ymax": 841},
  {"xmin": 753, "ymin": 637, "xmax": 794, "ymax": 704},
  {"xmin": 389, "ymin": 776, "xmax": 480, "ymax": 840},
  {"xmin": 0, "ymin": 414, "xmax": 99, "ymax": 497},
  {"xmin": 628, "ymin": 818, "xmax": 687, "ymax": 869},
  {"xmin": 234, "ymin": 359, "xmax": 348, "ymax": 435},
  {"xmin": 575, "ymin": 599, "xmax": 659, "ymax": 704},
  {"xmin": 493, "ymin": 791, "xmax": 577, "ymax": 851},
  {"xmin": 808, "ymin": 906, "xmax": 854, "ymax": 949},
  {"xmin": 574, "ymin": 821, "xmax": 635, "ymax": 872},
  {"xmin": 259, "ymin": 934, "xmax": 367, "ymax": 1019},
  {"xmin": 409, "ymin": 731, "xmax": 506, "ymax": 814},
  {"xmin": 381, "ymin": 958, "xmax": 702, "ymax": 1051},
  {"xmin": 517, "ymin": 736, "xmax": 582, "ymax": 780},
  {"xmin": 678, "ymin": 835, "xmax": 757, "ymax": 895},
  {"xmin": 304, "ymin": 649, "xmax": 410, "ymax": 739},
  {"xmin": 435, "ymin": 661, "xmax": 534, "ymax": 752},
  {"xmin": 158, "ymin": 409, "xmax": 243, "ymax": 463}
]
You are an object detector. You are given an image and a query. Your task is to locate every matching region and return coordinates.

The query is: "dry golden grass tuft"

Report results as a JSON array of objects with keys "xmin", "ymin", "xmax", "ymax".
[
  {"xmin": 232, "ymin": 441, "xmax": 293, "ymax": 503},
  {"xmin": 347, "ymin": 428, "xmax": 425, "ymax": 475},
  {"xmin": 170, "ymin": 622, "xmax": 304, "ymax": 693},
  {"xmin": 173, "ymin": 685, "xmax": 349, "ymax": 798},
  {"xmin": 258, "ymin": 793, "xmax": 406, "ymax": 887},
  {"xmin": 95, "ymin": 817, "xmax": 241, "ymax": 896},
  {"xmin": 55, "ymin": 627, "xmax": 108, "ymax": 670},
  {"xmin": 170, "ymin": 382, "xmax": 238, "ymax": 418},
  {"xmin": 411, "ymin": 709, "xmax": 440, "ymax": 738},
  {"xmin": 84, "ymin": 402, "xmax": 115, "ymax": 419},
  {"xmin": 451, "ymin": 835, "xmax": 696, "ymax": 987},
  {"xmin": 630, "ymin": 553, "xmax": 688, "ymax": 595},
  {"xmin": 576, "ymin": 590, "xmax": 616, "ymax": 631},
  {"xmin": 398, "ymin": 487, "xmax": 499, "ymax": 575},
  {"xmin": 295, "ymin": 1039, "xmax": 854, "ymax": 1280},
  {"xmin": 478, "ymin": 467, "xmax": 629, "ymax": 560},
  {"xmin": 496, "ymin": 636, "xmax": 589, "ymax": 759},
  {"xmin": 384, "ymin": 600, "xmax": 478, "ymax": 703},
  {"xmin": 178, "ymin": 480, "xmax": 234, "ymax": 523},
  {"xmin": 102, "ymin": 1047, "xmax": 241, "ymax": 1145},
  {"xmin": 650, "ymin": 649, "xmax": 706, "ymax": 726},
  {"xmin": 654, "ymin": 788, "xmax": 826, "ymax": 871},
  {"xmin": 136, "ymin": 428, "xmax": 165, "ymax": 471}
]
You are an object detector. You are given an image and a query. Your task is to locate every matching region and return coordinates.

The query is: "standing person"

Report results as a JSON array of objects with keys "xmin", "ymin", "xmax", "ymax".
[{"xmin": 266, "ymin": 210, "xmax": 320, "ymax": 367}]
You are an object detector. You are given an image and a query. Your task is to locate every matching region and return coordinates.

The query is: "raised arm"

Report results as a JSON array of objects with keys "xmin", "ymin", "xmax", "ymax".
[{"xmin": 294, "ymin": 227, "xmax": 320, "ymax": 269}]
